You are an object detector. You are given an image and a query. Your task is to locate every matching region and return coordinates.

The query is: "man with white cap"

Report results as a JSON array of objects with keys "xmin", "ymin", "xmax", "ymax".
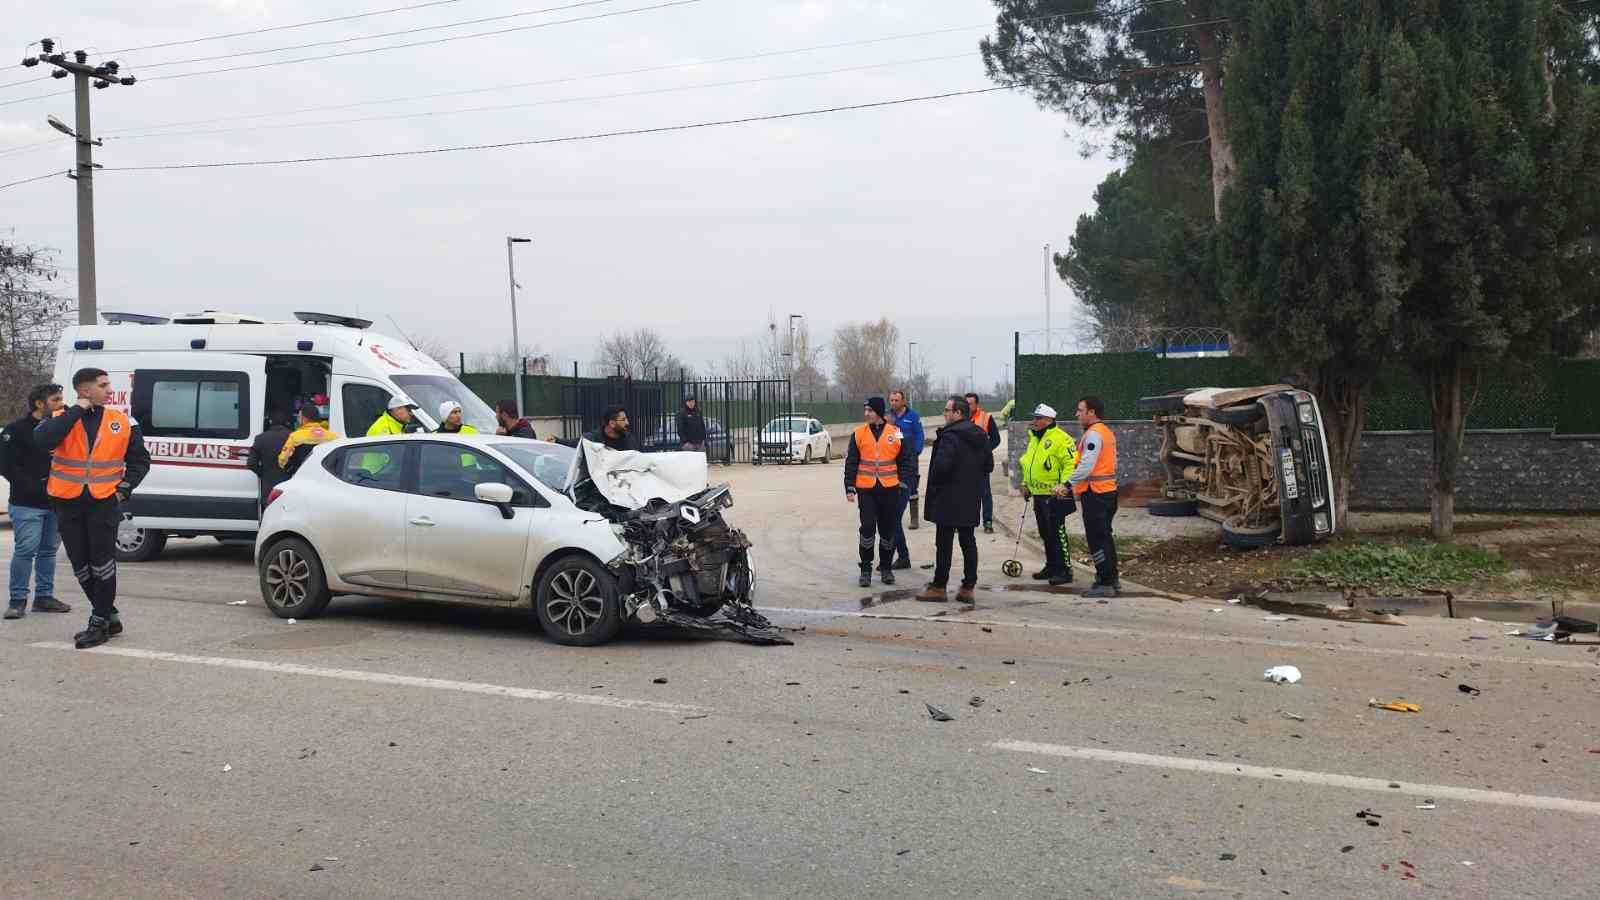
[
  {"xmin": 1017, "ymin": 403, "xmax": 1078, "ymax": 586},
  {"xmin": 366, "ymin": 394, "xmax": 427, "ymax": 437},
  {"xmin": 435, "ymin": 401, "xmax": 478, "ymax": 435}
]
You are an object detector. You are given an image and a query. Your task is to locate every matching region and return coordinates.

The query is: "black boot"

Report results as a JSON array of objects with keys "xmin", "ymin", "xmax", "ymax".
[
  {"xmin": 880, "ymin": 568, "xmax": 896, "ymax": 586},
  {"xmin": 892, "ymin": 557, "xmax": 912, "ymax": 571},
  {"xmin": 107, "ymin": 613, "xmax": 123, "ymax": 636},
  {"xmin": 858, "ymin": 569, "xmax": 872, "ymax": 588},
  {"xmin": 908, "ymin": 498, "xmax": 919, "ymax": 530},
  {"xmin": 1049, "ymin": 569, "xmax": 1074, "ymax": 586},
  {"xmin": 74, "ymin": 615, "xmax": 111, "ymax": 649},
  {"xmin": 1032, "ymin": 567, "xmax": 1055, "ymax": 580}
]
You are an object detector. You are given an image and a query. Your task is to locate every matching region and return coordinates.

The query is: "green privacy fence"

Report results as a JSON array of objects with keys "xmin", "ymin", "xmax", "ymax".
[{"xmin": 1017, "ymin": 352, "xmax": 1600, "ymax": 435}]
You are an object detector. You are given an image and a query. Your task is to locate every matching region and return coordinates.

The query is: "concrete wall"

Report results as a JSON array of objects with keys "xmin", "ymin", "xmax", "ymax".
[{"xmin": 1006, "ymin": 421, "xmax": 1600, "ymax": 511}]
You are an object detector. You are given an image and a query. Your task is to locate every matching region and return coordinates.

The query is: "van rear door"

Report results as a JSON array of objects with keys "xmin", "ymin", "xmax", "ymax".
[{"xmin": 127, "ymin": 353, "xmax": 266, "ymax": 531}]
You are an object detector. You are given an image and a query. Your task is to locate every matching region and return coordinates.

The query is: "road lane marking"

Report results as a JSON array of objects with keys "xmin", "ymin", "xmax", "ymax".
[
  {"xmin": 761, "ymin": 606, "xmax": 1600, "ymax": 671},
  {"xmin": 29, "ymin": 642, "xmax": 711, "ymax": 716},
  {"xmin": 991, "ymin": 739, "xmax": 1600, "ymax": 817}
]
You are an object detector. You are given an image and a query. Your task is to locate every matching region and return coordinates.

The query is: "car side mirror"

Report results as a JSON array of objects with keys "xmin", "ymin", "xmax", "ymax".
[{"xmin": 474, "ymin": 482, "xmax": 516, "ymax": 519}]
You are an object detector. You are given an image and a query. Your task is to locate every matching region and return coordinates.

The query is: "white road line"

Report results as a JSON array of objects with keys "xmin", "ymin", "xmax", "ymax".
[
  {"xmin": 762, "ymin": 606, "xmax": 1600, "ymax": 671},
  {"xmin": 29, "ymin": 642, "xmax": 711, "ymax": 716},
  {"xmin": 991, "ymin": 739, "xmax": 1600, "ymax": 817}
]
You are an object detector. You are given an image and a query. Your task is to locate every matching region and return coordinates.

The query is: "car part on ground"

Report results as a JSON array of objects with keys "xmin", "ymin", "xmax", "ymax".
[{"xmin": 1141, "ymin": 385, "xmax": 1336, "ymax": 547}]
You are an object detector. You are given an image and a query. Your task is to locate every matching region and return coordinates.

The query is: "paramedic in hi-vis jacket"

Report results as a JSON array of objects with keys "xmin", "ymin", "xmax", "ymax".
[{"xmin": 34, "ymin": 368, "xmax": 151, "ymax": 649}]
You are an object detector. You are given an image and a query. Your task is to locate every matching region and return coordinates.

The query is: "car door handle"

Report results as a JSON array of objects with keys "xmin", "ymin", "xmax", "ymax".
[{"xmin": 409, "ymin": 516, "xmax": 436, "ymax": 527}]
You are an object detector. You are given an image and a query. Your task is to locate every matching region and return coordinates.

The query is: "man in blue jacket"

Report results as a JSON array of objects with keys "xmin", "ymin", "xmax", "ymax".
[{"xmin": 888, "ymin": 389, "xmax": 924, "ymax": 569}]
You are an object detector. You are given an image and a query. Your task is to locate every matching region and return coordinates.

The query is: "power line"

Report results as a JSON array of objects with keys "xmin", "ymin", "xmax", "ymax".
[
  {"xmin": 0, "ymin": 137, "xmax": 65, "ymax": 158},
  {"xmin": 94, "ymin": 86, "xmax": 1013, "ymax": 174},
  {"xmin": 1127, "ymin": 18, "xmax": 1229, "ymax": 36},
  {"xmin": 0, "ymin": 171, "xmax": 65, "ymax": 192},
  {"xmin": 110, "ymin": 53, "xmax": 977, "ymax": 142},
  {"xmin": 140, "ymin": 0, "xmax": 706, "ymax": 82},
  {"xmin": 137, "ymin": 0, "xmax": 628, "ymax": 69},
  {"xmin": 106, "ymin": 0, "xmax": 479, "ymax": 54}
]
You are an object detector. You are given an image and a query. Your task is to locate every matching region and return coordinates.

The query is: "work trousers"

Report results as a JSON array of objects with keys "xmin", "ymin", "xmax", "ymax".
[
  {"xmin": 54, "ymin": 496, "xmax": 121, "ymax": 618},
  {"xmin": 857, "ymin": 487, "xmax": 901, "ymax": 572},
  {"xmin": 1080, "ymin": 489, "xmax": 1120, "ymax": 586},
  {"xmin": 1032, "ymin": 494, "xmax": 1075, "ymax": 576},
  {"xmin": 891, "ymin": 466, "xmax": 920, "ymax": 563},
  {"xmin": 8, "ymin": 504, "xmax": 59, "ymax": 603},
  {"xmin": 978, "ymin": 475, "xmax": 993, "ymax": 525},
  {"xmin": 932, "ymin": 524, "xmax": 978, "ymax": 589}
]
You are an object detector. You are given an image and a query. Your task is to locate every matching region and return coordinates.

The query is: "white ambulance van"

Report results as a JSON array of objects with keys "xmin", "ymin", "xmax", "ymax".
[{"xmin": 52, "ymin": 310, "xmax": 497, "ymax": 562}]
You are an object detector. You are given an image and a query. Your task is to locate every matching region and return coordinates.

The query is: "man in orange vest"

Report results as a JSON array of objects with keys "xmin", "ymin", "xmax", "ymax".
[
  {"xmin": 964, "ymin": 392, "xmax": 1002, "ymax": 533},
  {"xmin": 1065, "ymin": 395, "xmax": 1120, "ymax": 597},
  {"xmin": 844, "ymin": 397, "xmax": 915, "ymax": 589},
  {"xmin": 34, "ymin": 367, "xmax": 151, "ymax": 648}
]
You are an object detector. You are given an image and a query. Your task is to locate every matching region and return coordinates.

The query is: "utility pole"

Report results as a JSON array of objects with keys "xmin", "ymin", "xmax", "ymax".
[
  {"xmin": 1043, "ymin": 242, "xmax": 1052, "ymax": 354},
  {"xmin": 506, "ymin": 236, "xmax": 532, "ymax": 416},
  {"xmin": 969, "ymin": 355, "xmax": 976, "ymax": 394},
  {"xmin": 24, "ymin": 40, "xmax": 136, "ymax": 326}
]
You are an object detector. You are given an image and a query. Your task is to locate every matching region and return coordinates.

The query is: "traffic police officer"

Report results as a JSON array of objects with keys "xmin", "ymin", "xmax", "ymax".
[{"xmin": 1018, "ymin": 403, "xmax": 1077, "ymax": 586}]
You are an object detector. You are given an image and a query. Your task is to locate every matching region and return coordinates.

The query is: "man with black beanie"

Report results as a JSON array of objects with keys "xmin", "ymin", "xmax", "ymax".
[{"xmin": 844, "ymin": 397, "xmax": 915, "ymax": 588}]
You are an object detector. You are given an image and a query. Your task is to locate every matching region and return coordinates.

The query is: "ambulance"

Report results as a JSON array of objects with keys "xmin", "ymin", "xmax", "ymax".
[{"xmin": 51, "ymin": 310, "xmax": 497, "ymax": 561}]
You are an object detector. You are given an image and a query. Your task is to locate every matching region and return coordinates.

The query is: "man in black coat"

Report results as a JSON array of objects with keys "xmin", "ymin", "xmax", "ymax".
[
  {"xmin": 676, "ymin": 396, "xmax": 708, "ymax": 452},
  {"xmin": 916, "ymin": 395, "xmax": 989, "ymax": 604},
  {"xmin": 246, "ymin": 407, "xmax": 294, "ymax": 513}
]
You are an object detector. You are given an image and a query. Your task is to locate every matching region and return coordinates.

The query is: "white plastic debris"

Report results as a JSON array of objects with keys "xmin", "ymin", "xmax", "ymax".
[
  {"xmin": 287, "ymin": 618, "xmax": 297, "ymax": 624},
  {"xmin": 1263, "ymin": 665, "xmax": 1303, "ymax": 685},
  {"xmin": 1262, "ymin": 615, "xmax": 1294, "ymax": 622},
  {"xmin": 1210, "ymin": 608, "xmax": 1225, "ymax": 613},
  {"xmin": 1026, "ymin": 767, "xmax": 1050, "ymax": 775},
  {"xmin": 1417, "ymin": 802, "xmax": 1437, "ymax": 810},
  {"xmin": 1281, "ymin": 711, "xmax": 1305, "ymax": 722},
  {"xmin": 1228, "ymin": 597, "xmax": 1242, "ymax": 605},
  {"xmin": 222, "ymin": 763, "xmax": 232, "ymax": 773},
  {"xmin": 227, "ymin": 599, "xmax": 248, "ymax": 606},
  {"xmin": 1469, "ymin": 617, "xmax": 1486, "ymax": 623}
]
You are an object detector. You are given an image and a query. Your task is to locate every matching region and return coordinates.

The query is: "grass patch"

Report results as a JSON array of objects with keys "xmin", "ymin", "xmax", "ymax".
[{"xmin": 1290, "ymin": 542, "xmax": 1508, "ymax": 591}]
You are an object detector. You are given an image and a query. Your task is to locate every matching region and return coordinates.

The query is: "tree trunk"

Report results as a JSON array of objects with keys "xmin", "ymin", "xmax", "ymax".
[
  {"xmin": 1310, "ymin": 374, "xmax": 1368, "ymax": 531},
  {"xmin": 1428, "ymin": 357, "xmax": 1469, "ymax": 540},
  {"xmin": 1192, "ymin": 25, "xmax": 1236, "ymax": 222}
]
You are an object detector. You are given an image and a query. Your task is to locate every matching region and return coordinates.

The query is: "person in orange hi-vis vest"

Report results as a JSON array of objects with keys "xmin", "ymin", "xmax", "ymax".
[
  {"xmin": 33, "ymin": 367, "xmax": 151, "ymax": 649},
  {"xmin": 844, "ymin": 397, "xmax": 915, "ymax": 589},
  {"xmin": 1063, "ymin": 395, "xmax": 1120, "ymax": 597}
]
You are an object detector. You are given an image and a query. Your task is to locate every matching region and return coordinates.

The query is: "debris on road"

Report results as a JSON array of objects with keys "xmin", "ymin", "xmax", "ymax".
[
  {"xmin": 1218, "ymin": 853, "xmax": 1236, "ymax": 861},
  {"xmin": 1261, "ymin": 615, "xmax": 1294, "ymax": 623},
  {"xmin": 1356, "ymin": 809, "xmax": 1381, "ymax": 827},
  {"xmin": 1368, "ymin": 699, "xmax": 1421, "ymax": 713},
  {"xmin": 925, "ymin": 703, "xmax": 954, "ymax": 722},
  {"xmin": 1340, "ymin": 846, "xmax": 1355, "ymax": 853},
  {"xmin": 1002, "ymin": 659, "xmax": 1016, "ymax": 665},
  {"xmin": 227, "ymin": 599, "xmax": 248, "ymax": 606},
  {"xmin": 1458, "ymin": 684, "xmax": 1481, "ymax": 696},
  {"xmin": 309, "ymin": 863, "xmax": 325, "ymax": 872},
  {"xmin": 1228, "ymin": 597, "xmax": 1242, "ymax": 604},
  {"xmin": 1263, "ymin": 665, "xmax": 1302, "ymax": 685},
  {"xmin": 1280, "ymin": 711, "xmax": 1305, "ymax": 722},
  {"xmin": 968, "ymin": 696, "xmax": 984, "ymax": 708},
  {"xmin": 895, "ymin": 849, "xmax": 910, "ymax": 856},
  {"xmin": 286, "ymin": 618, "xmax": 297, "ymax": 624},
  {"xmin": 221, "ymin": 763, "xmax": 232, "ymax": 773},
  {"xmin": 1416, "ymin": 801, "xmax": 1437, "ymax": 810},
  {"xmin": 1026, "ymin": 767, "xmax": 1049, "ymax": 775},
  {"xmin": 652, "ymin": 677, "xmax": 668, "ymax": 684}
]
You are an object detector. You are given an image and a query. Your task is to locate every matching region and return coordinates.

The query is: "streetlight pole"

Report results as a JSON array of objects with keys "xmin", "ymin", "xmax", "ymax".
[
  {"xmin": 908, "ymin": 341, "xmax": 918, "ymax": 394},
  {"xmin": 506, "ymin": 236, "xmax": 532, "ymax": 416},
  {"xmin": 1043, "ymin": 242, "xmax": 1052, "ymax": 354},
  {"xmin": 787, "ymin": 313, "xmax": 803, "ymax": 415},
  {"xmin": 25, "ymin": 41, "xmax": 137, "ymax": 325},
  {"xmin": 970, "ymin": 355, "xmax": 977, "ymax": 394}
]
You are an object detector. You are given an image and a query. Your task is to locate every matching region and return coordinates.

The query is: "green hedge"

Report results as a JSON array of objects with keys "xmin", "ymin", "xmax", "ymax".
[{"xmin": 1018, "ymin": 352, "xmax": 1598, "ymax": 433}]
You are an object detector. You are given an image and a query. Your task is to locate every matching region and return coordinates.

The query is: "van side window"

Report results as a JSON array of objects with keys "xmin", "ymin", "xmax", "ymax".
[
  {"xmin": 134, "ymin": 370, "xmax": 250, "ymax": 439},
  {"xmin": 342, "ymin": 384, "xmax": 391, "ymax": 436}
]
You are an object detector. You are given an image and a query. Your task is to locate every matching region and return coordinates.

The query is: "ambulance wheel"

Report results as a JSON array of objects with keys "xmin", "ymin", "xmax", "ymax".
[{"xmin": 115, "ymin": 526, "xmax": 167, "ymax": 563}]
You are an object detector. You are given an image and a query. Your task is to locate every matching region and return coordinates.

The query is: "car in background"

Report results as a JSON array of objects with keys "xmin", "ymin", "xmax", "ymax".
[
  {"xmin": 1137, "ymin": 385, "xmax": 1336, "ymax": 549},
  {"xmin": 254, "ymin": 435, "xmax": 763, "ymax": 646},
  {"xmin": 754, "ymin": 415, "xmax": 832, "ymax": 464},
  {"xmin": 640, "ymin": 416, "xmax": 733, "ymax": 464}
]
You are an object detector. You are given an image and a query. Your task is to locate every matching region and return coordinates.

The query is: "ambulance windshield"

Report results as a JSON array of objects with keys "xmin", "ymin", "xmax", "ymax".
[{"xmin": 391, "ymin": 375, "xmax": 497, "ymax": 433}]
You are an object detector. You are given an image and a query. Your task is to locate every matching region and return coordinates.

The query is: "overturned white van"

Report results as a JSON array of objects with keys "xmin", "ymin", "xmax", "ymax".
[{"xmin": 52, "ymin": 310, "xmax": 497, "ymax": 562}]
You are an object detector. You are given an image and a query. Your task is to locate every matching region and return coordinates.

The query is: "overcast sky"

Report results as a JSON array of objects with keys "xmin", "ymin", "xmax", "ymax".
[{"xmin": 3, "ymin": 0, "xmax": 1109, "ymax": 393}]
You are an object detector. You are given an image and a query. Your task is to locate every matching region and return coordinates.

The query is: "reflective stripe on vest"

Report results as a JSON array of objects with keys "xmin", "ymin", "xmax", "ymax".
[
  {"xmin": 1074, "ymin": 422, "xmax": 1118, "ymax": 495},
  {"xmin": 972, "ymin": 410, "xmax": 992, "ymax": 432},
  {"xmin": 853, "ymin": 424, "xmax": 902, "ymax": 489},
  {"xmin": 47, "ymin": 408, "xmax": 132, "ymax": 500}
]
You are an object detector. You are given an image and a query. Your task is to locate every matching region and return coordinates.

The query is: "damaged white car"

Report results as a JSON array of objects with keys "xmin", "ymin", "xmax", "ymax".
[{"xmin": 253, "ymin": 434, "xmax": 784, "ymax": 646}]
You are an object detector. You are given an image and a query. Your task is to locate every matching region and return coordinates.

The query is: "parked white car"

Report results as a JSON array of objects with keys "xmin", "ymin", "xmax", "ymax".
[
  {"xmin": 753, "ymin": 415, "xmax": 832, "ymax": 464},
  {"xmin": 255, "ymin": 434, "xmax": 773, "ymax": 645}
]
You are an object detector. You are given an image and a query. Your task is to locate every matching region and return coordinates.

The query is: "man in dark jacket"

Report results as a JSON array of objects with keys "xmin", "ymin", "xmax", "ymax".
[
  {"xmin": 916, "ymin": 396, "xmax": 988, "ymax": 604},
  {"xmin": 3, "ymin": 383, "xmax": 70, "ymax": 618},
  {"xmin": 965, "ymin": 392, "xmax": 1002, "ymax": 533},
  {"xmin": 676, "ymin": 396, "xmax": 708, "ymax": 452},
  {"xmin": 245, "ymin": 407, "xmax": 294, "ymax": 513},
  {"xmin": 844, "ymin": 397, "xmax": 916, "ymax": 588},
  {"xmin": 559, "ymin": 404, "xmax": 637, "ymax": 452},
  {"xmin": 494, "ymin": 399, "xmax": 538, "ymax": 439}
]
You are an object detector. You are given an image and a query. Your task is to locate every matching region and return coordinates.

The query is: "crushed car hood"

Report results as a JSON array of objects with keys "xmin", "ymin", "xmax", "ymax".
[
  {"xmin": 571, "ymin": 441, "xmax": 710, "ymax": 508},
  {"xmin": 1182, "ymin": 385, "xmax": 1296, "ymax": 409}
]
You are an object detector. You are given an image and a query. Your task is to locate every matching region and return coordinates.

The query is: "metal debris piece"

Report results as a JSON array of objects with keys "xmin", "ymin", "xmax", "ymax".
[
  {"xmin": 1026, "ymin": 767, "xmax": 1049, "ymax": 775},
  {"xmin": 657, "ymin": 605, "xmax": 794, "ymax": 646},
  {"xmin": 1368, "ymin": 699, "xmax": 1420, "ymax": 713},
  {"xmin": 1280, "ymin": 711, "xmax": 1305, "ymax": 722},
  {"xmin": 1458, "ymin": 684, "xmax": 1481, "ymax": 696},
  {"xmin": 925, "ymin": 703, "xmax": 954, "ymax": 722},
  {"xmin": 968, "ymin": 696, "xmax": 984, "ymax": 708}
]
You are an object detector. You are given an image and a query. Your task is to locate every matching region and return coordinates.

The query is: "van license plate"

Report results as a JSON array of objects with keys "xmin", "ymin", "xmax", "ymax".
[{"xmin": 1280, "ymin": 449, "xmax": 1299, "ymax": 499}]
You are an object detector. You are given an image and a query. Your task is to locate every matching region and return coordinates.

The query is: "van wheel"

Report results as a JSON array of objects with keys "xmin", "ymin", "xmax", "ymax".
[
  {"xmin": 1204, "ymin": 403, "xmax": 1265, "ymax": 428},
  {"xmin": 115, "ymin": 525, "xmax": 167, "ymax": 563},
  {"xmin": 536, "ymin": 556, "xmax": 623, "ymax": 646},
  {"xmin": 1148, "ymin": 497, "xmax": 1199, "ymax": 517},
  {"xmin": 259, "ymin": 537, "xmax": 333, "ymax": 619},
  {"xmin": 1221, "ymin": 516, "xmax": 1281, "ymax": 550}
]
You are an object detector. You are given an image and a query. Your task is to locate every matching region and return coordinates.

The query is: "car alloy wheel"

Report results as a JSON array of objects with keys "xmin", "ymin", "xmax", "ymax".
[
  {"xmin": 265, "ymin": 547, "xmax": 312, "ymax": 608},
  {"xmin": 546, "ymin": 568, "xmax": 605, "ymax": 636},
  {"xmin": 258, "ymin": 536, "xmax": 333, "ymax": 618}
]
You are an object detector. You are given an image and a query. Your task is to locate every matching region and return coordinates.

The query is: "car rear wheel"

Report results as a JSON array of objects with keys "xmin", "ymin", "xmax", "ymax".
[
  {"xmin": 115, "ymin": 522, "xmax": 167, "ymax": 563},
  {"xmin": 259, "ymin": 537, "xmax": 333, "ymax": 619},
  {"xmin": 536, "ymin": 556, "xmax": 623, "ymax": 646},
  {"xmin": 1148, "ymin": 496, "xmax": 1199, "ymax": 517},
  {"xmin": 803, "ymin": 446, "xmax": 812, "ymax": 464},
  {"xmin": 1221, "ymin": 516, "xmax": 1281, "ymax": 550}
]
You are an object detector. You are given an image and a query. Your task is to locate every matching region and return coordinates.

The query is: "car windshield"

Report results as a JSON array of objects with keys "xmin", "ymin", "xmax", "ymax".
[
  {"xmin": 763, "ymin": 418, "xmax": 804, "ymax": 435},
  {"xmin": 391, "ymin": 375, "xmax": 497, "ymax": 433},
  {"xmin": 491, "ymin": 441, "xmax": 575, "ymax": 494}
]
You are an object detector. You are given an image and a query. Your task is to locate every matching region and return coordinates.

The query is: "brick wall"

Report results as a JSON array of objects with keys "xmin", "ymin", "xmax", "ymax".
[{"xmin": 1007, "ymin": 422, "xmax": 1600, "ymax": 511}]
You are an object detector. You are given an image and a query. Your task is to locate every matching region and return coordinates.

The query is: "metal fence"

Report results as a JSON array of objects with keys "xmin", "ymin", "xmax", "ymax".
[{"xmin": 557, "ymin": 376, "xmax": 793, "ymax": 464}]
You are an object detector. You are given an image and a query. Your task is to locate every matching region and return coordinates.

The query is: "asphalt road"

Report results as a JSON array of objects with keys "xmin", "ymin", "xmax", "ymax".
[{"xmin": 3, "ymin": 460, "xmax": 1598, "ymax": 899}]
